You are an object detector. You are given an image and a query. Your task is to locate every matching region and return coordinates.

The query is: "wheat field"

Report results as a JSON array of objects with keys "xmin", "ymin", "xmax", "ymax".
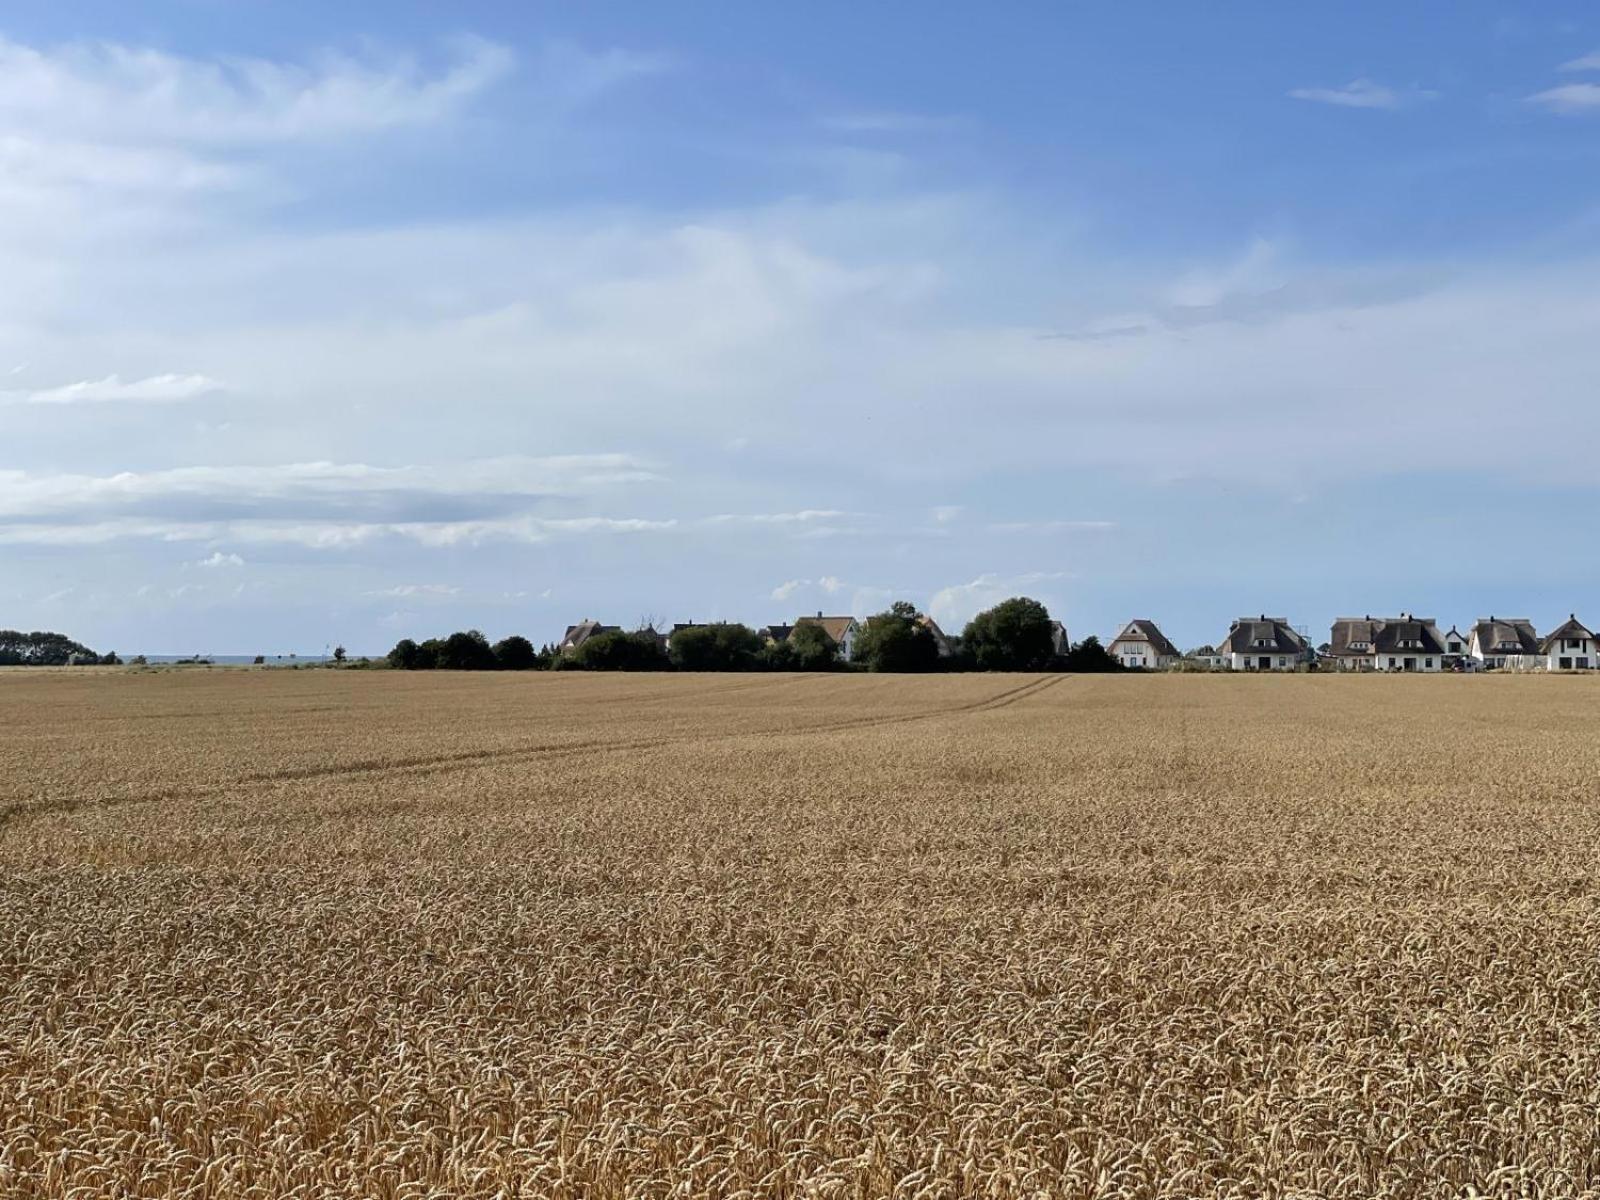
[{"xmin": 2, "ymin": 669, "xmax": 1598, "ymax": 1198}]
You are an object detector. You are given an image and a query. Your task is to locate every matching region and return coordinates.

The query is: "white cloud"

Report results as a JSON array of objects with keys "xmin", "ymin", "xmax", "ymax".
[
  {"xmin": 0, "ymin": 456, "xmax": 670, "ymax": 548},
  {"xmin": 770, "ymin": 579, "xmax": 806, "ymax": 601},
  {"xmin": 705, "ymin": 509, "xmax": 849, "ymax": 525},
  {"xmin": 927, "ymin": 572, "xmax": 1068, "ymax": 631},
  {"xmin": 931, "ymin": 505, "xmax": 964, "ymax": 524},
  {"xmin": 818, "ymin": 575, "xmax": 844, "ymax": 594},
  {"xmin": 1288, "ymin": 79, "xmax": 1430, "ymax": 110},
  {"xmin": 1527, "ymin": 83, "xmax": 1600, "ymax": 113},
  {"xmin": 0, "ymin": 34, "xmax": 513, "ymax": 146},
  {"xmin": 989, "ymin": 520, "xmax": 1115, "ymax": 533},
  {"xmin": 1558, "ymin": 51, "xmax": 1600, "ymax": 72},
  {"xmin": 197, "ymin": 551, "xmax": 244, "ymax": 568},
  {"xmin": 366, "ymin": 583, "xmax": 459, "ymax": 598},
  {"xmin": 1, "ymin": 372, "xmax": 222, "ymax": 406}
]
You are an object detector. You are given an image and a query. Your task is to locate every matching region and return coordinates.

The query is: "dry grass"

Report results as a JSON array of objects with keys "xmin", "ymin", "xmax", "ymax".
[{"xmin": 2, "ymin": 669, "xmax": 1599, "ymax": 1198}]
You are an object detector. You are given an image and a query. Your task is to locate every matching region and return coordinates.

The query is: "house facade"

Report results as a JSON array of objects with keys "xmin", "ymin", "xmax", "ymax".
[
  {"xmin": 1328, "ymin": 615, "xmax": 1446, "ymax": 672},
  {"xmin": 1468, "ymin": 617, "xmax": 1541, "ymax": 670},
  {"xmin": 1220, "ymin": 616, "xmax": 1308, "ymax": 671},
  {"xmin": 792, "ymin": 614, "xmax": 861, "ymax": 662},
  {"xmin": 1541, "ymin": 616, "xmax": 1598, "ymax": 670},
  {"xmin": 1108, "ymin": 619, "xmax": 1180, "ymax": 670}
]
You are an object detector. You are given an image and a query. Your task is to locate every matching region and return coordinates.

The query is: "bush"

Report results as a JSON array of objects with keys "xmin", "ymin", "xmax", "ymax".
[
  {"xmin": 854, "ymin": 602, "xmax": 940, "ymax": 673},
  {"xmin": 961, "ymin": 598, "xmax": 1055, "ymax": 671},
  {"xmin": 669, "ymin": 624, "xmax": 764, "ymax": 671},
  {"xmin": 493, "ymin": 635, "xmax": 539, "ymax": 671},
  {"xmin": 566, "ymin": 629, "xmax": 668, "ymax": 671}
]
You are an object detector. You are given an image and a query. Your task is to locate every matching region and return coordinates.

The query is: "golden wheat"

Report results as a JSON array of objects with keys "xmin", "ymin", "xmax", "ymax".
[{"xmin": 2, "ymin": 669, "xmax": 1598, "ymax": 1198}]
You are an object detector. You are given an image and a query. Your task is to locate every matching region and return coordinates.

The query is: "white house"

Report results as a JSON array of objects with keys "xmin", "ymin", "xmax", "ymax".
[
  {"xmin": 1326, "ymin": 615, "xmax": 1446, "ymax": 672},
  {"xmin": 1441, "ymin": 626, "xmax": 1469, "ymax": 658},
  {"xmin": 1108, "ymin": 619, "xmax": 1180, "ymax": 670},
  {"xmin": 1468, "ymin": 617, "xmax": 1541, "ymax": 670},
  {"xmin": 1541, "ymin": 615, "xmax": 1598, "ymax": 671},
  {"xmin": 792, "ymin": 614, "xmax": 861, "ymax": 662},
  {"xmin": 1219, "ymin": 615, "xmax": 1309, "ymax": 671}
]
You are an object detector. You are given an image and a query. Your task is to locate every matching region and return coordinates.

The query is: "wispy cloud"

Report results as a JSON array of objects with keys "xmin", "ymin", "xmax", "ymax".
[
  {"xmin": 927, "ymin": 571, "xmax": 1069, "ymax": 630},
  {"xmin": 0, "ymin": 373, "xmax": 222, "ymax": 406},
  {"xmin": 1527, "ymin": 82, "xmax": 1600, "ymax": 113},
  {"xmin": 196, "ymin": 551, "xmax": 244, "ymax": 568},
  {"xmin": 1288, "ymin": 79, "xmax": 1432, "ymax": 110},
  {"xmin": 0, "ymin": 34, "xmax": 514, "ymax": 146},
  {"xmin": 365, "ymin": 583, "xmax": 460, "ymax": 598},
  {"xmin": 1558, "ymin": 50, "xmax": 1600, "ymax": 72},
  {"xmin": 819, "ymin": 111, "xmax": 970, "ymax": 135},
  {"xmin": 988, "ymin": 520, "xmax": 1115, "ymax": 533}
]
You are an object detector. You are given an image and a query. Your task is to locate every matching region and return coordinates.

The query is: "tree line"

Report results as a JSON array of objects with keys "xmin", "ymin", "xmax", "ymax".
[
  {"xmin": 0, "ymin": 630, "xmax": 119, "ymax": 666},
  {"xmin": 386, "ymin": 597, "xmax": 1124, "ymax": 673}
]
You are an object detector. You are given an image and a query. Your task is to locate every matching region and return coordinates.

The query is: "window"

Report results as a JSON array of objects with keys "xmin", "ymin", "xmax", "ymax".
[
  {"xmin": 1448, "ymin": 641, "xmax": 1462, "ymax": 653},
  {"xmin": 1388, "ymin": 657, "xmax": 1396, "ymax": 668},
  {"xmin": 1425, "ymin": 658, "xmax": 1433, "ymax": 668},
  {"xmin": 1277, "ymin": 657, "xmax": 1286, "ymax": 668}
]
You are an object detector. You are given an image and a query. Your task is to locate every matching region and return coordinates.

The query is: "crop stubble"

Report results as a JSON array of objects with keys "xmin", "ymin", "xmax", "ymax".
[{"xmin": 2, "ymin": 669, "xmax": 1598, "ymax": 1197}]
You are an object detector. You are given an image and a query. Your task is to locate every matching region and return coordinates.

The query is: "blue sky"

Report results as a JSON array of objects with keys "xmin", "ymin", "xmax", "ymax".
[{"xmin": 5, "ymin": 3, "xmax": 1600, "ymax": 654}]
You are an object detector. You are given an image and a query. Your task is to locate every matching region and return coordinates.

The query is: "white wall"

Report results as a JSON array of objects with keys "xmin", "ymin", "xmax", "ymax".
[
  {"xmin": 1229, "ymin": 650, "xmax": 1296, "ymax": 671},
  {"xmin": 1109, "ymin": 639, "xmax": 1171, "ymax": 669},
  {"xmin": 1546, "ymin": 637, "xmax": 1597, "ymax": 670}
]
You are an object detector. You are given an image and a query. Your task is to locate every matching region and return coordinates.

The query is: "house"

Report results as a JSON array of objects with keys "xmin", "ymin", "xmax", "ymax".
[
  {"xmin": 1441, "ymin": 626, "xmax": 1469, "ymax": 658},
  {"xmin": 1327, "ymin": 615, "xmax": 1447, "ymax": 672},
  {"xmin": 1049, "ymin": 621, "xmax": 1070, "ymax": 658},
  {"xmin": 1107, "ymin": 619, "xmax": 1180, "ymax": 670},
  {"xmin": 558, "ymin": 619, "xmax": 619, "ymax": 656},
  {"xmin": 1371, "ymin": 615, "xmax": 1446, "ymax": 672},
  {"xmin": 792, "ymin": 613, "xmax": 861, "ymax": 662},
  {"xmin": 1188, "ymin": 645, "xmax": 1227, "ymax": 669},
  {"xmin": 1541, "ymin": 615, "xmax": 1598, "ymax": 670},
  {"xmin": 917, "ymin": 614, "xmax": 956, "ymax": 658},
  {"xmin": 1219, "ymin": 615, "xmax": 1308, "ymax": 671},
  {"xmin": 758, "ymin": 624, "xmax": 794, "ymax": 645},
  {"xmin": 1468, "ymin": 617, "xmax": 1541, "ymax": 670}
]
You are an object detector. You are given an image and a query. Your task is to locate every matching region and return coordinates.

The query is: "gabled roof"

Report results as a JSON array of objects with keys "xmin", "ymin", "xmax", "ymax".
[
  {"xmin": 559, "ymin": 619, "xmax": 619, "ymax": 650},
  {"xmin": 1541, "ymin": 615, "xmax": 1595, "ymax": 653},
  {"xmin": 759, "ymin": 624, "xmax": 794, "ymax": 643},
  {"xmin": 793, "ymin": 615, "xmax": 858, "ymax": 644},
  {"xmin": 1328, "ymin": 617, "xmax": 1382, "ymax": 657},
  {"xmin": 1472, "ymin": 617, "xmax": 1539, "ymax": 655},
  {"xmin": 1220, "ymin": 616, "xmax": 1307, "ymax": 656},
  {"xmin": 1110, "ymin": 619, "xmax": 1179, "ymax": 658},
  {"xmin": 916, "ymin": 614, "xmax": 956, "ymax": 656}
]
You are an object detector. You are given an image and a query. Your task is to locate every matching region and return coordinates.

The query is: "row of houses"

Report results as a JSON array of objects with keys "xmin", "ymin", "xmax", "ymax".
[
  {"xmin": 558, "ymin": 612, "xmax": 1071, "ymax": 663},
  {"xmin": 1126, "ymin": 613, "xmax": 1599, "ymax": 673},
  {"xmin": 558, "ymin": 611, "xmax": 1600, "ymax": 672}
]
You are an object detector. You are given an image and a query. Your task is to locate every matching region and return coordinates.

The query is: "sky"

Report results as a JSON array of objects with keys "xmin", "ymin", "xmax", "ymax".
[{"xmin": 6, "ymin": 3, "xmax": 1600, "ymax": 655}]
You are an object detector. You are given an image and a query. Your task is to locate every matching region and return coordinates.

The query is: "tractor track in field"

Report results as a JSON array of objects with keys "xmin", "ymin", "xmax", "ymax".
[{"xmin": 0, "ymin": 675, "xmax": 1072, "ymax": 833}]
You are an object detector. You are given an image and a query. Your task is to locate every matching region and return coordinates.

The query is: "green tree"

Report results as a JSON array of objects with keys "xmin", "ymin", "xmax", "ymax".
[
  {"xmin": 1062, "ymin": 635, "xmax": 1122, "ymax": 672},
  {"xmin": 669, "ymin": 623, "xmax": 764, "ymax": 671},
  {"xmin": 960, "ymin": 597, "xmax": 1055, "ymax": 671},
  {"xmin": 493, "ymin": 635, "xmax": 539, "ymax": 670},
  {"xmin": 387, "ymin": 638, "xmax": 428, "ymax": 670},
  {"xmin": 853, "ymin": 602, "xmax": 940, "ymax": 673},
  {"xmin": 437, "ymin": 630, "xmax": 496, "ymax": 670},
  {"xmin": 333, "ymin": 645, "xmax": 347, "ymax": 663}
]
